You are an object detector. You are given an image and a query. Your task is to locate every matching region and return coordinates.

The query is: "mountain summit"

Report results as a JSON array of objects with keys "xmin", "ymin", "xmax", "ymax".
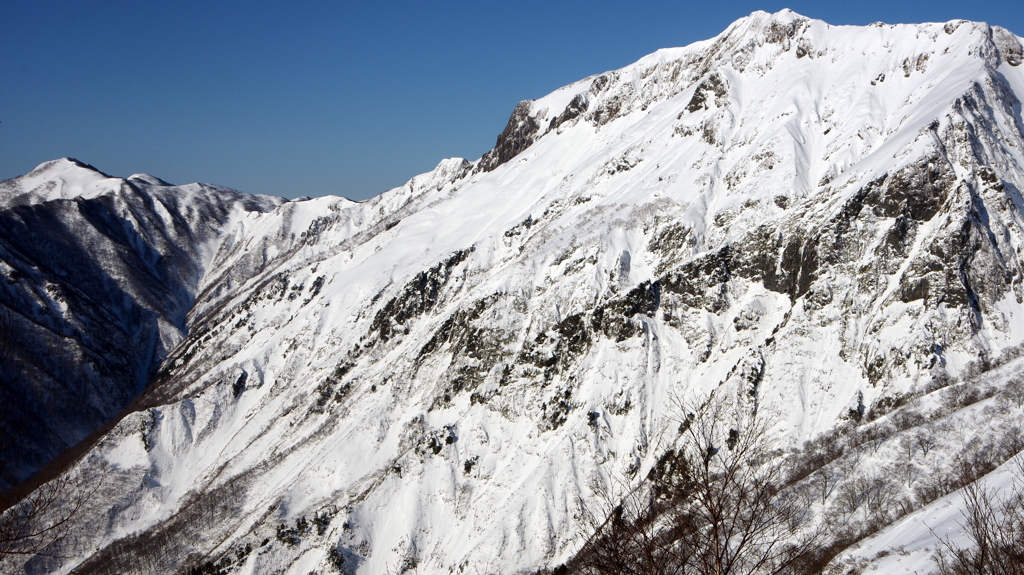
[{"xmin": 4, "ymin": 10, "xmax": 1024, "ymax": 574}]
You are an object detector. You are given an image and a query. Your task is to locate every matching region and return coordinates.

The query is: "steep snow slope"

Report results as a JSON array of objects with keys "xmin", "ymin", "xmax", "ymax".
[
  {"xmin": 0, "ymin": 159, "xmax": 283, "ymax": 488},
  {"xmin": 9, "ymin": 9, "xmax": 1024, "ymax": 575}
]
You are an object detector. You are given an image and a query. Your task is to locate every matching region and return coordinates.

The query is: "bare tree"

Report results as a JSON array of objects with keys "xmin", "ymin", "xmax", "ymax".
[
  {"xmin": 812, "ymin": 467, "xmax": 843, "ymax": 506},
  {"xmin": 931, "ymin": 458, "xmax": 1024, "ymax": 575},
  {"xmin": 571, "ymin": 394, "xmax": 828, "ymax": 575},
  {"xmin": 0, "ymin": 473, "xmax": 85, "ymax": 557},
  {"xmin": 916, "ymin": 431, "xmax": 938, "ymax": 459},
  {"xmin": 573, "ymin": 456, "xmax": 695, "ymax": 575}
]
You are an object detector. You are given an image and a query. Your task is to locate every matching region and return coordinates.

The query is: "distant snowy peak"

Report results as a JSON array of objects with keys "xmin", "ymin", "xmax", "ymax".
[
  {"xmin": 127, "ymin": 173, "xmax": 173, "ymax": 186},
  {"xmin": 0, "ymin": 157, "xmax": 283, "ymax": 212},
  {"xmin": 0, "ymin": 157, "xmax": 118, "ymax": 206}
]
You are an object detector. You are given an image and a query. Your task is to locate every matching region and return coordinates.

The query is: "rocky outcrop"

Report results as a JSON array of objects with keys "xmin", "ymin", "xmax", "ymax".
[{"xmin": 477, "ymin": 101, "xmax": 542, "ymax": 172}]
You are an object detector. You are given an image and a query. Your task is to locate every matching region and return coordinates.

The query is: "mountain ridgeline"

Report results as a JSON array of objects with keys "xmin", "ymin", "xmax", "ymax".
[
  {"xmin": 0, "ymin": 159, "xmax": 283, "ymax": 489},
  {"xmin": 3, "ymin": 10, "xmax": 1024, "ymax": 575}
]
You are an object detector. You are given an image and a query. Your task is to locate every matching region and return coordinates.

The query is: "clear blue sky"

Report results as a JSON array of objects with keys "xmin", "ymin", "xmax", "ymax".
[{"xmin": 2, "ymin": 1, "xmax": 1021, "ymax": 200}]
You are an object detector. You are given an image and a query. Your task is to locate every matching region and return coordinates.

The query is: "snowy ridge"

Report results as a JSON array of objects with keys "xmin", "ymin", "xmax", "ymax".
[
  {"xmin": 6, "ymin": 10, "xmax": 1024, "ymax": 575},
  {"xmin": 0, "ymin": 161, "xmax": 283, "ymax": 489},
  {"xmin": 0, "ymin": 158, "xmax": 119, "ymax": 206}
]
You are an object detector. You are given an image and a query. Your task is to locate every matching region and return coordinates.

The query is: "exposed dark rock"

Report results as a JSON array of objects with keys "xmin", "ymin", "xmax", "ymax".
[
  {"xmin": 366, "ymin": 248, "xmax": 474, "ymax": 345},
  {"xmin": 548, "ymin": 94, "xmax": 589, "ymax": 132},
  {"xmin": 994, "ymin": 27, "xmax": 1024, "ymax": 66},
  {"xmin": 722, "ymin": 155, "xmax": 957, "ymax": 303},
  {"xmin": 739, "ymin": 350, "xmax": 765, "ymax": 399},
  {"xmin": 685, "ymin": 72, "xmax": 729, "ymax": 113},
  {"xmin": 591, "ymin": 95, "xmax": 625, "ymax": 126},
  {"xmin": 874, "ymin": 215, "xmax": 918, "ymax": 274},
  {"xmin": 795, "ymin": 39, "xmax": 813, "ymax": 58},
  {"xmin": 608, "ymin": 281, "xmax": 661, "ymax": 319},
  {"xmin": 418, "ymin": 425, "xmax": 457, "ymax": 456},
  {"xmin": 542, "ymin": 386, "xmax": 574, "ymax": 430},
  {"xmin": 862, "ymin": 156, "xmax": 955, "ymax": 221},
  {"xmin": 554, "ymin": 313, "xmax": 592, "ymax": 359},
  {"xmin": 518, "ymin": 313, "xmax": 587, "ymax": 378},
  {"xmin": 763, "ymin": 17, "xmax": 805, "ymax": 45},
  {"xmin": 649, "ymin": 223, "xmax": 693, "ymax": 275},
  {"xmin": 503, "ymin": 216, "xmax": 534, "ymax": 238},
  {"xmin": 592, "ymin": 282, "xmax": 660, "ymax": 342},
  {"xmin": 589, "ymin": 74, "xmax": 611, "ymax": 95},
  {"xmin": 663, "ymin": 249, "xmax": 733, "ymax": 311},
  {"xmin": 478, "ymin": 102, "xmax": 541, "ymax": 172},
  {"xmin": 232, "ymin": 371, "xmax": 248, "ymax": 397},
  {"xmin": 606, "ymin": 152, "xmax": 641, "ymax": 175},
  {"xmin": 508, "ymin": 280, "xmax": 663, "ymax": 392},
  {"xmin": 416, "ymin": 294, "xmax": 514, "ymax": 407}
]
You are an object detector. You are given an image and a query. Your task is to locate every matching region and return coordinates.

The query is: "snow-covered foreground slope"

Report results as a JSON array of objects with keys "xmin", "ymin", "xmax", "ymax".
[
  {"xmin": 7, "ymin": 9, "xmax": 1024, "ymax": 574},
  {"xmin": 844, "ymin": 452, "xmax": 1024, "ymax": 575}
]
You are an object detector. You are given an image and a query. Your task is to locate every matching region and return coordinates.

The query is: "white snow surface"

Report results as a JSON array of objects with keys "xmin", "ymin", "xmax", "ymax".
[
  {"xmin": 843, "ymin": 455, "xmax": 1024, "ymax": 574},
  {"xmin": 10, "ymin": 10, "xmax": 1024, "ymax": 575}
]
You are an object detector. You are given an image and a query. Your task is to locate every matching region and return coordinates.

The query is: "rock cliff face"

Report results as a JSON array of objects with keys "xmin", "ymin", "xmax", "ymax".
[{"xmin": 5, "ymin": 9, "xmax": 1024, "ymax": 575}]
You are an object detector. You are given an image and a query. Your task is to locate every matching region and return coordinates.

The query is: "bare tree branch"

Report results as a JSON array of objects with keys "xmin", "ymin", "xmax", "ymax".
[
  {"xmin": 931, "ymin": 456, "xmax": 1024, "ymax": 575},
  {"xmin": 569, "ymin": 393, "xmax": 829, "ymax": 575},
  {"xmin": 0, "ymin": 309, "xmax": 92, "ymax": 563}
]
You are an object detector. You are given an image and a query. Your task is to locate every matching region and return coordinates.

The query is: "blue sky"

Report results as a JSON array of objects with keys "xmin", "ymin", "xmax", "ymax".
[{"xmin": 2, "ymin": 1, "xmax": 1022, "ymax": 200}]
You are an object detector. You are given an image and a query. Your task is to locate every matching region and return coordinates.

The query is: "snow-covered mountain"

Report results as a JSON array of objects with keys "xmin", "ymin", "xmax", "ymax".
[
  {"xmin": 5, "ymin": 9, "xmax": 1024, "ymax": 574},
  {"xmin": 0, "ymin": 159, "xmax": 283, "ymax": 489}
]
